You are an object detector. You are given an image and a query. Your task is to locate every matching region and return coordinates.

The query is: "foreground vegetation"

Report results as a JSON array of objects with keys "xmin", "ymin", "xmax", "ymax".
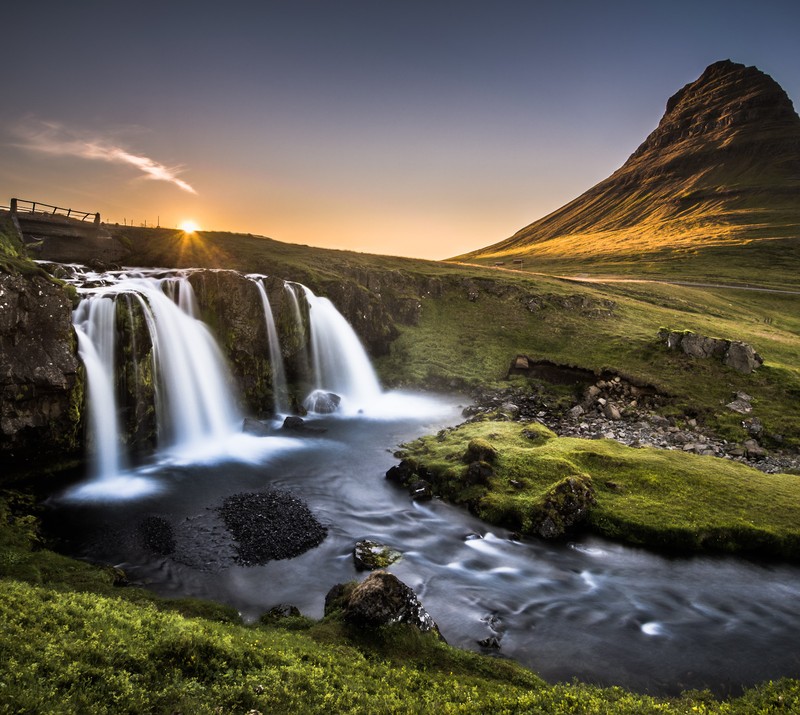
[
  {"xmin": 399, "ymin": 420, "xmax": 800, "ymax": 558},
  {"xmin": 2, "ymin": 494, "xmax": 800, "ymax": 714}
]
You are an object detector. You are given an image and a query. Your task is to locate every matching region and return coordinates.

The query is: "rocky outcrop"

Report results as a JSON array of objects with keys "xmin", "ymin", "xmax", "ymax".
[
  {"xmin": 659, "ymin": 328, "xmax": 763, "ymax": 373},
  {"xmin": 326, "ymin": 571, "xmax": 441, "ymax": 636},
  {"xmin": 0, "ymin": 271, "xmax": 82, "ymax": 473}
]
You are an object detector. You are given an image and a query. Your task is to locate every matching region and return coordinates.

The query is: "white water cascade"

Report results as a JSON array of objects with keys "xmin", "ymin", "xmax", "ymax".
[
  {"xmin": 73, "ymin": 297, "xmax": 123, "ymax": 478},
  {"xmin": 251, "ymin": 277, "xmax": 290, "ymax": 414},
  {"xmin": 71, "ymin": 271, "xmax": 241, "ymax": 495},
  {"xmin": 300, "ymin": 285, "xmax": 383, "ymax": 414}
]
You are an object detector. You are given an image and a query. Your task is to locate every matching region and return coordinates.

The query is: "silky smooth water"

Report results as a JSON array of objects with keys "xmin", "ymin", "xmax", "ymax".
[{"xmin": 46, "ymin": 401, "xmax": 800, "ymax": 697}]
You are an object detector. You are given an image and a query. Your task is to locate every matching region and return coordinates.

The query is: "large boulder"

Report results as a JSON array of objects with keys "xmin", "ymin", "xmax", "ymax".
[
  {"xmin": 328, "ymin": 571, "xmax": 441, "ymax": 636},
  {"xmin": 723, "ymin": 341, "xmax": 764, "ymax": 374},
  {"xmin": 303, "ymin": 390, "xmax": 341, "ymax": 414}
]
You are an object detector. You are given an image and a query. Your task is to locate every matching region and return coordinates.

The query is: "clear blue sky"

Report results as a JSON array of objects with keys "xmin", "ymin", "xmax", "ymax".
[{"xmin": 1, "ymin": 0, "xmax": 799, "ymax": 258}]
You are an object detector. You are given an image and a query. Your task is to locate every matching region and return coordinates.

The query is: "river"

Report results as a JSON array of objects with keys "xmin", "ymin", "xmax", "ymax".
[{"xmin": 44, "ymin": 398, "xmax": 800, "ymax": 697}]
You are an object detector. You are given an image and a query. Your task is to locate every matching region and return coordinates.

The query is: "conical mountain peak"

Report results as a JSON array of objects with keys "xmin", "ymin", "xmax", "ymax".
[{"xmin": 455, "ymin": 60, "xmax": 800, "ymax": 271}]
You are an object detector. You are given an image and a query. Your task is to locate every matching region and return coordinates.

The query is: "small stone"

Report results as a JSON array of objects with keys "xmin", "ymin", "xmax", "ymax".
[
  {"xmin": 478, "ymin": 636, "xmax": 501, "ymax": 649},
  {"xmin": 353, "ymin": 540, "xmax": 402, "ymax": 571},
  {"xmin": 408, "ymin": 479, "xmax": 433, "ymax": 501}
]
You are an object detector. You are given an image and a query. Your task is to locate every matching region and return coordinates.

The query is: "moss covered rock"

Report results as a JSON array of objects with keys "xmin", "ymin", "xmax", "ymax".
[{"xmin": 531, "ymin": 475, "xmax": 597, "ymax": 539}]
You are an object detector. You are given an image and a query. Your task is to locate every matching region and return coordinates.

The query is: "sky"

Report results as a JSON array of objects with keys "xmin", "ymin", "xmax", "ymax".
[{"xmin": 2, "ymin": 0, "xmax": 799, "ymax": 260}]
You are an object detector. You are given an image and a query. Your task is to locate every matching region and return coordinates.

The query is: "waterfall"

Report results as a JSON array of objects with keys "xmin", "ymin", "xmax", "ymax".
[
  {"xmin": 252, "ymin": 277, "xmax": 290, "ymax": 414},
  {"xmin": 73, "ymin": 273, "xmax": 239, "ymax": 482},
  {"xmin": 300, "ymin": 286, "xmax": 383, "ymax": 414},
  {"xmin": 73, "ymin": 297, "xmax": 123, "ymax": 478}
]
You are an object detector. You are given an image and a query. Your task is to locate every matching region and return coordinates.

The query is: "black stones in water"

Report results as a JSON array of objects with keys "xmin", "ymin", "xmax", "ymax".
[{"xmin": 219, "ymin": 490, "xmax": 327, "ymax": 565}]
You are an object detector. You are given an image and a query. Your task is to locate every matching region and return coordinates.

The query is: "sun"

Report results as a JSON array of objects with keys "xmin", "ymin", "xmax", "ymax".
[{"xmin": 179, "ymin": 219, "xmax": 200, "ymax": 233}]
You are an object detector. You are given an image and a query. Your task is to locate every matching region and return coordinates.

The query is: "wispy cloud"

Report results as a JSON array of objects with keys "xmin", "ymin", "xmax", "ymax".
[{"xmin": 13, "ymin": 121, "xmax": 197, "ymax": 194}]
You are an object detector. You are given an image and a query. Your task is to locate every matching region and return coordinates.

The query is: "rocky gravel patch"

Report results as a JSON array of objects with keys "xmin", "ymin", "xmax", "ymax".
[
  {"xmin": 465, "ymin": 378, "xmax": 800, "ymax": 475},
  {"xmin": 219, "ymin": 490, "xmax": 328, "ymax": 566}
]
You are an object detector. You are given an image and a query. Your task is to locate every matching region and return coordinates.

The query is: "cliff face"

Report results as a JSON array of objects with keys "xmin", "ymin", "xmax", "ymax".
[
  {"xmin": 456, "ymin": 60, "xmax": 800, "ymax": 261},
  {"xmin": 0, "ymin": 271, "xmax": 82, "ymax": 474}
]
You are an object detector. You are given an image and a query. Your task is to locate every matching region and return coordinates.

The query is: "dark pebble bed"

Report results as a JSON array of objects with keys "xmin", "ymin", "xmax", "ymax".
[{"xmin": 219, "ymin": 490, "xmax": 328, "ymax": 566}]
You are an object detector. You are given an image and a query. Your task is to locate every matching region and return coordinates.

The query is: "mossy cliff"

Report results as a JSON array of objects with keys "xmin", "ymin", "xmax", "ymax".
[{"xmin": 0, "ymin": 225, "xmax": 83, "ymax": 478}]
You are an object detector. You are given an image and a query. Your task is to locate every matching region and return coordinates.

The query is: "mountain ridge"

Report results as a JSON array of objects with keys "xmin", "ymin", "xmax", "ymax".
[{"xmin": 453, "ymin": 60, "xmax": 800, "ymax": 282}]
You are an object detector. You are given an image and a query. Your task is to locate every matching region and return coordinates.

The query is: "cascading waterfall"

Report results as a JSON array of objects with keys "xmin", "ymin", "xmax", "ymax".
[
  {"xmin": 251, "ymin": 277, "xmax": 290, "ymax": 414},
  {"xmin": 300, "ymin": 285, "xmax": 383, "ymax": 413},
  {"xmin": 64, "ymin": 263, "xmax": 445, "ymax": 499},
  {"xmin": 73, "ymin": 297, "xmax": 123, "ymax": 478},
  {"xmin": 72, "ymin": 271, "xmax": 240, "ymax": 487}
]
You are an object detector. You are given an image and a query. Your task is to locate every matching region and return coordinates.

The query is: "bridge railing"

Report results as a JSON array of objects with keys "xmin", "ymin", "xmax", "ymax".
[{"xmin": 10, "ymin": 198, "xmax": 100, "ymax": 224}]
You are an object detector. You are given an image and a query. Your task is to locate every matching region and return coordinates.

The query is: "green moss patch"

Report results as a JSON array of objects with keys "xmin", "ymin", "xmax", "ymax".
[{"xmin": 399, "ymin": 421, "xmax": 800, "ymax": 558}]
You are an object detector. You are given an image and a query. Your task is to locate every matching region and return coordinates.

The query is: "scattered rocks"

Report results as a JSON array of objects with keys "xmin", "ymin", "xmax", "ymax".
[
  {"xmin": 465, "ymin": 380, "xmax": 800, "ymax": 475},
  {"xmin": 219, "ymin": 490, "xmax": 328, "ymax": 565},
  {"xmin": 353, "ymin": 540, "xmax": 402, "ymax": 571}
]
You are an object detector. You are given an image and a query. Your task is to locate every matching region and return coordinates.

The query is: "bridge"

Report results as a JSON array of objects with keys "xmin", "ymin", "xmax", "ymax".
[{"xmin": 1, "ymin": 197, "xmax": 127, "ymax": 264}]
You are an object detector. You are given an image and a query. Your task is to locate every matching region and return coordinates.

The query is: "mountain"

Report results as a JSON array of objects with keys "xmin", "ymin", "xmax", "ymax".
[{"xmin": 453, "ymin": 60, "xmax": 800, "ymax": 284}]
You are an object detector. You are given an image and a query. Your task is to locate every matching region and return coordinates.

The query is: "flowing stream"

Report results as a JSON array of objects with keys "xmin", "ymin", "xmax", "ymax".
[{"xmin": 46, "ymin": 265, "xmax": 800, "ymax": 697}]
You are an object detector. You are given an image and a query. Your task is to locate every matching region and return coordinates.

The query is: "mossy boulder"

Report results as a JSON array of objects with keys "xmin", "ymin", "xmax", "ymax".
[
  {"xmin": 465, "ymin": 460, "xmax": 494, "ymax": 485},
  {"xmin": 465, "ymin": 438, "xmax": 498, "ymax": 463},
  {"xmin": 335, "ymin": 571, "xmax": 441, "ymax": 636},
  {"xmin": 531, "ymin": 475, "xmax": 597, "ymax": 539},
  {"xmin": 353, "ymin": 540, "xmax": 402, "ymax": 571}
]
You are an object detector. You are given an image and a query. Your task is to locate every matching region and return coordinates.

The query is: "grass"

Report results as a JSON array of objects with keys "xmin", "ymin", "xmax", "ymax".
[
  {"xmin": 2, "ymin": 493, "xmax": 800, "ymax": 713},
  {"xmin": 398, "ymin": 420, "xmax": 800, "ymax": 558}
]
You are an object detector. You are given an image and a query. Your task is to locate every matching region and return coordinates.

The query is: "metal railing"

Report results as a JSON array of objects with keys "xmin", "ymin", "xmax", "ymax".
[{"xmin": 10, "ymin": 198, "xmax": 99, "ymax": 224}]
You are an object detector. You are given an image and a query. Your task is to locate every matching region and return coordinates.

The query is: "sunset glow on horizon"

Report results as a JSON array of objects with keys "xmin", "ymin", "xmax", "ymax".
[
  {"xmin": 179, "ymin": 220, "xmax": 200, "ymax": 234},
  {"xmin": 2, "ymin": 2, "xmax": 799, "ymax": 260}
]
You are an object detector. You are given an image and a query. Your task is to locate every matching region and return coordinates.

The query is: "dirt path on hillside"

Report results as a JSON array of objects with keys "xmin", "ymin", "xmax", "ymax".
[{"xmin": 451, "ymin": 262, "xmax": 800, "ymax": 295}]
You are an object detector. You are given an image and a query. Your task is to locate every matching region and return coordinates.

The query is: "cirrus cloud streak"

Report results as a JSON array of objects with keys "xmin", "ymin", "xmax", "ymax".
[{"xmin": 13, "ymin": 121, "xmax": 197, "ymax": 194}]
